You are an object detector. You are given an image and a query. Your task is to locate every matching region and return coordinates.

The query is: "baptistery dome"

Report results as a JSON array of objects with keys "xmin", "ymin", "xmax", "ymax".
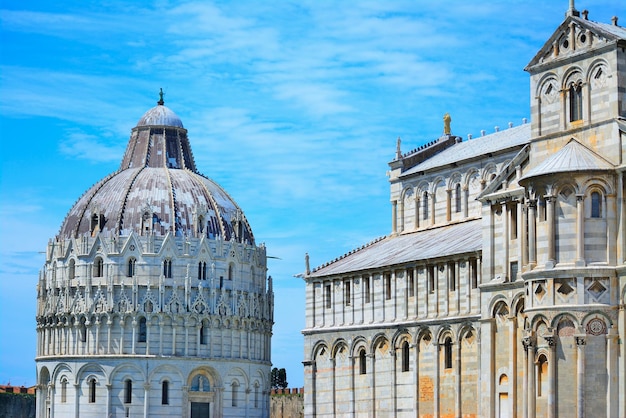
[
  {"xmin": 36, "ymin": 95, "xmax": 273, "ymax": 418},
  {"xmin": 59, "ymin": 98, "xmax": 253, "ymax": 244}
]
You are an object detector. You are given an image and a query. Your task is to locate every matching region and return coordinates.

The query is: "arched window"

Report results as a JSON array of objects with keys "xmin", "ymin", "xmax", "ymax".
[
  {"xmin": 591, "ymin": 191, "xmax": 601, "ymax": 218},
  {"xmin": 537, "ymin": 355, "xmax": 548, "ymax": 397},
  {"xmin": 228, "ymin": 264, "xmax": 234, "ymax": 280},
  {"xmin": 138, "ymin": 318, "xmax": 147, "ymax": 343},
  {"xmin": 198, "ymin": 261, "xmax": 207, "ymax": 280},
  {"xmin": 124, "ymin": 379, "xmax": 132, "ymax": 404},
  {"xmin": 455, "ymin": 183, "xmax": 462, "ymax": 213},
  {"xmin": 89, "ymin": 378, "xmax": 96, "ymax": 403},
  {"xmin": 61, "ymin": 378, "xmax": 68, "ymax": 403},
  {"xmin": 79, "ymin": 318, "xmax": 87, "ymax": 343},
  {"xmin": 422, "ymin": 192, "xmax": 429, "ymax": 220},
  {"xmin": 231, "ymin": 381, "xmax": 239, "ymax": 407},
  {"xmin": 444, "ymin": 337, "xmax": 453, "ymax": 369},
  {"xmin": 163, "ymin": 259, "xmax": 172, "ymax": 278},
  {"xmin": 359, "ymin": 349, "xmax": 367, "ymax": 374},
  {"xmin": 68, "ymin": 260, "xmax": 75, "ymax": 281},
  {"xmin": 401, "ymin": 341, "xmax": 410, "ymax": 372},
  {"xmin": 127, "ymin": 258, "xmax": 136, "ymax": 277},
  {"xmin": 569, "ymin": 83, "xmax": 583, "ymax": 121},
  {"xmin": 200, "ymin": 322, "xmax": 207, "ymax": 345},
  {"xmin": 254, "ymin": 383, "xmax": 259, "ymax": 408},
  {"xmin": 161, "ymin": 381, "xmax": 169, "ymax": 405},
  {"xmin": 94, "ymin": 257, "xmax": 103, "ymax": 278}
]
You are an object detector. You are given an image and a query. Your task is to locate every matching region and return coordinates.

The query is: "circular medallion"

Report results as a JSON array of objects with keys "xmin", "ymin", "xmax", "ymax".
[
  {"xmin": 129, "ymin": 244, "xmax": 135, "ymax": 251},
  {"xmin": 586, "ymin": 318, "xmax": 606, "ymax": 336}
]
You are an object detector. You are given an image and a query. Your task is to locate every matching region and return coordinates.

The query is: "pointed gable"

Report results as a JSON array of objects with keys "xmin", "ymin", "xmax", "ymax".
[
  {"xmin": 520, "ymin": 139, "xmax": 614, "ymax": 183},
  {"xmin": 526, "ymin": 15, "xmax": 626, "ymax": 71}
]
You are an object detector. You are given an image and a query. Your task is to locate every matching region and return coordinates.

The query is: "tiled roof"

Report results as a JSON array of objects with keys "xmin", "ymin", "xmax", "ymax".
[
  {"xmin": 400, "ymin": 124, "xmax": 530, "ymax": 177},
  {"xmin": 520, "ymin": 139, "xmax": 614, "ymax": 182},
  {"xmin": 308, "ymin": 219, "xmax": 481, "ymax": 278}
]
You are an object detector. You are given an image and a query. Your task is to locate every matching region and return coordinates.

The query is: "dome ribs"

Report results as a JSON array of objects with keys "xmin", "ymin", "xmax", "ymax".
[{"xmin": 115, "ymin": 166, "xmax": 147, "ymax": 235}]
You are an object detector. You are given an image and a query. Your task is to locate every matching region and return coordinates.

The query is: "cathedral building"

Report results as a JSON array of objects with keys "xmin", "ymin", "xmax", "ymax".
[
  {"xmin": 35, "ymin": 93, "xmax": 274, "ymax": 418},
  {"xmin": 302, "ymin": 5, "xmax": 626, "ymax": 418}
]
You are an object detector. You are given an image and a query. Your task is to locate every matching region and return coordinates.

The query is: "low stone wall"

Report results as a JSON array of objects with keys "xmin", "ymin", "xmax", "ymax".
[
  {"xmin": 0, "ymin": 393, "xmax": 36, "ymax": 418},
  {"xmin": 270, "ymin": 388, "xmax": 304, "ymax": 418}
]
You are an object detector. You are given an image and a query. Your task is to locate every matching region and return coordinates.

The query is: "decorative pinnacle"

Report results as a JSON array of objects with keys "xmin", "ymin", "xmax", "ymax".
[{"xmin": 157, "ymin": 88, "xmax": 165, "ymax": 105}]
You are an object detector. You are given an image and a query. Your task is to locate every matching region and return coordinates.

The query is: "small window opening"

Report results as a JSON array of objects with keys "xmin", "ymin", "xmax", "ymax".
[
  {"xmin": 231, "ymin": 382, "xmax": 238, "ymax": 407},
  {"xmin": 344, "ymin": 281, "xmax": 351, "ymax": 306},
  {"xmin": 569, "ymin": 83, "xmax": 583, "ymax": 122},
  {"xmin": 89, "ymin": 378, "xmax": 96, "ymax": 403},
  {"xmin": 510, "ymin": 205, "xmax": 518, "ymax": 239},
  {"xmin": 364, "ymin": 277, "xmax": 371, "ymax": 303},
  {"xmin": 359, "ymin": 349, "xmax": 367, "ymax": 374},
  {"xmin": 200, "ymin": 323, "xmax": 207, "ymax": 345},
  {"xmin": 401, "ymin": 341, "xmax": 410, "ymax": 372},
  {"xmin": 591, "ymin": 192, "xmax": 601, "ymax": 218},
  {"xmin": 138, "ymin": 318, "xmax": 147, "ymax": 343},
  {"xmin": 448, "ymin": 263, "xmax": 456, "ymax": 291},
  {"xmin": 510, "ymin": 262, "xmax": 518, "ymax": 282},
  {"xmin": 444, "ymin": 338, "xmax": 453, "ymax": 369},
  {"xmin": 61, "ymin": 379, "xmax": 68, "ymax": 403},
  {"xmin": 423, "ymin": 192, "xmax": 429, "ymax": 220},
  {"xmin": 198, "ymin": 261, "xmax": 207, "ymax": 280},
  {"xmin": 408, "ymin": 270, "xmax": 414, "ymax": 297},
  {"xmin": 455, "ymin": 184, "xmax": 462, "ymax": 213},
  {"xmin": 325, "ymin": 284, "xmax": 331, "ymax": 309},
  {"xmin": 163, "ymin": 259, "xmax": 172, "ymax": 278},
  {"xmin": 161, "ymin": 381, "xmax": 169, "ymax": 405},
  {"xmin": 80, "ymin": 319, "xmax": 87, "ymax": 343},
  {"xmin": 124, "ymin": 379, "xmax": 132, "ymax": 404},
  {"xmin": 428, "ymin": 266, "xmax": 435, "ymax": 294},
  {"xmin": 127, "ymin": 258, "xmax": 136, "ymax": 277},
  {"xmin": 94, "ymin": 257, "xmax": 103, "ymax": 278},
  {"xmin": 471, "ymin": 258, "xmax": 478, "ymax": 289},
  {"xmin": 68, "ymin": 260, "xmax": 76, "ymax": 281},
  {"xmin": 228, "ymin": 264, "xmax": 234, "ymax": 280}
]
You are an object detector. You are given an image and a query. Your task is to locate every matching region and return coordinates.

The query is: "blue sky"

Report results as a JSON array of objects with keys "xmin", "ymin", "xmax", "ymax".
[{"xmin": 0, "ymin": 0, "xmax": 621, "ymax": 388}]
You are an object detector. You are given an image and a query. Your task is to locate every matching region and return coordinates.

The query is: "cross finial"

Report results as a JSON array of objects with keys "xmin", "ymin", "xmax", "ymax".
[{"xmin": 157, "ymin": 88, "xmax": 165, "ymax": 105}]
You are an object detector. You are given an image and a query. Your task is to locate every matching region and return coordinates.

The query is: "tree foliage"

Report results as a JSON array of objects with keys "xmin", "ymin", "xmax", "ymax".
[{"xmin": 271, "ymin": 367, "xmax": 288, "ymax": 389}]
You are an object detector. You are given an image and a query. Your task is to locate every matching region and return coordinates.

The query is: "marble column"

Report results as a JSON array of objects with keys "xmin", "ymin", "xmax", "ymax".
[
  {"xmin": 414, "ymin": 197, "xmax": 420, "ymax": 229},
  {"xmin": 392, "ymin": 200, "xmax": 398, "ymax": 234},
  {"xmin": 455, "ymin": 339, "xmax": 461, "ymax": 418},
  {"xmin": 545, "ymin": 335, "xmax": 556, "ymax": 418},
  {"xmin": 369, "ymin": 353, "xmax": 376, "ymax": 418},
  {"xmin": 546, "ymin": 196, "xmax": 556, "ymax": 267},
  {"xmin": 509, "ymin": 317, "xmax": 518, "ymax": 418},
  {"xmin": 576, "ymin": 195, "xmax": 585, "ymax": 265},
  {"xmin": 607, "ymin": 327, "xmax": 619, "ymax": 418},
  {"xmin": 434, "ymin": 342, "xmax": 440, "ymax": 418},
  {"xmin": 143, "ymin": 383, "xmax": 150, "ymax": 418},
  {"xmin": 524, "ymin": 336, "xmax": 536, "ymax": 418},
  {"xmin": 446, "ymin": 189, "xmax": 452, "ymax": 222},
  {"xmin": 413, "ymin": 342, "xmax": 420, "ymax": 417},
  {"xmin": 528, "ymin": 200, "xmax": 537, "ymax": 269},
  {"xmin": 575, "ymin": 336, "xmax": 585, "ymax": 418}
]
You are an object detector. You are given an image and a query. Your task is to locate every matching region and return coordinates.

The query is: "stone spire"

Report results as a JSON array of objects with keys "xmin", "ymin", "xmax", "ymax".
[{"xmin": 566, "ymin": 0, "xmax": 580, "ymax": 17}]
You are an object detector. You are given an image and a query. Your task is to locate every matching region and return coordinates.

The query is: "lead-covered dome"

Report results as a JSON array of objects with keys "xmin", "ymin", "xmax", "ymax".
[{"xmin": 59, "ymin": 97, "xmax": 254, "ymax": 244}]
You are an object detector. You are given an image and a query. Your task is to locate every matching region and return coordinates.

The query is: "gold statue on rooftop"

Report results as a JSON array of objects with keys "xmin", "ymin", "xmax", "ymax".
[{"xmin": 443, "ymin": 113, "xmax": 452, "ymax": 135}]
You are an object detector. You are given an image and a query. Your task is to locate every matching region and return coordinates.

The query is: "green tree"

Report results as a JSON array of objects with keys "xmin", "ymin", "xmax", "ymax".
[{"xmin": 271, "ymin": 367, "xmax": 288, "ymax": 389}]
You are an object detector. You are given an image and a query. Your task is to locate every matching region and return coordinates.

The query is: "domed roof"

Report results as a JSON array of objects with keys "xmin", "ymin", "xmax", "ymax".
[
  {"xmin": 58, "ymin": 94, "xmax": 254, "ymax": 244},
  {"xmin": 137, "ymin": 104, "xmax": 184, "ymax": 128}
]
